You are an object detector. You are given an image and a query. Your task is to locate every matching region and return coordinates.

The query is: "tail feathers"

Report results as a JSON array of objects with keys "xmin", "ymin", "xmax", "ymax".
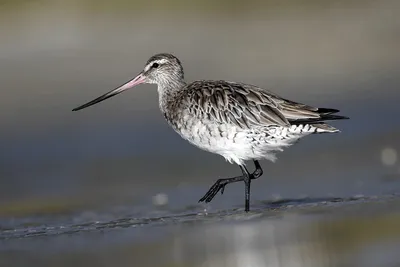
[{"xmin": 311, "ymin": 123, "xmax": 340, "ymax": 133}]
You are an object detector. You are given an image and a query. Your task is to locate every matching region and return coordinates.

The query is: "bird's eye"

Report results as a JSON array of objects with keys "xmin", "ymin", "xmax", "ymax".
[{"xmin": 152, "ymin": 63, "xmax": 159, "ymax": 68}]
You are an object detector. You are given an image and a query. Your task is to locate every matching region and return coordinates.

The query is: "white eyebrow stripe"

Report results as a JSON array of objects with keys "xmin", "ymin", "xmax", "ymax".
[
  {"xmin": 145, "ymin": 58, "xmax": 168, "ymax": 71},
  {"xmin": 157, "ymin": 59, "xmax": 168, "ymax": 64}
]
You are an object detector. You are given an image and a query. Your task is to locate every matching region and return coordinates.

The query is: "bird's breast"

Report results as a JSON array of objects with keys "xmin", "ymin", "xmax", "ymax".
[{"xmin": 163, "ymin": 108, "xmax": 252, "ymax": 154}]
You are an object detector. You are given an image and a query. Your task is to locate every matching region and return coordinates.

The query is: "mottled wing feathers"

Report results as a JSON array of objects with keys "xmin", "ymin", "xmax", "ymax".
[
  {"xmin": 185, "ymin": 81, "xmax": 290, "ymax": 128},
  {"xmin": 184, "ymin": 80, "xmax": 348, "ymax": 129}
]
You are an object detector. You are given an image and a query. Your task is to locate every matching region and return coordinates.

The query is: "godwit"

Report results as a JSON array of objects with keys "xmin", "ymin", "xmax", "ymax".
[{"xmin": 73, "ymin": 53, "xmax": 348, "ymax": 212}]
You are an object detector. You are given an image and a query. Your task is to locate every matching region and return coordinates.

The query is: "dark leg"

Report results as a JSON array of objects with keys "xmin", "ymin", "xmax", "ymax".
[
  {"xmin": 198, "ymin": 175, "xmax": 245, "ymax": 203},
  {"xmin": 253, "ymin": 160, "xmax": 263, "ymax": 178},
  {"xmin": 198, "ymin": 160, "xmax": 263, "ymax": 212},
  {"xmin": 240, "ymin": 165, "xmax": 251, "ymax": 212}
]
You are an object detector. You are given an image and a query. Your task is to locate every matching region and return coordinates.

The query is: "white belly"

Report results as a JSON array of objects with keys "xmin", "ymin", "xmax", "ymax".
[{"xmin": 170, "ymin": 115, "xmax": 310, "ymax": 165}]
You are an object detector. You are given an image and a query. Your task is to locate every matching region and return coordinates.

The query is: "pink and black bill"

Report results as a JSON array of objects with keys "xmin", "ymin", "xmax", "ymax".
[{"xmin": 72, "ymin": 72, "xmax": 146, "ymax": 111}]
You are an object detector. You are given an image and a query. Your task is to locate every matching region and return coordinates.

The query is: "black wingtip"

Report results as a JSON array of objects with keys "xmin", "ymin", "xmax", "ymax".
[
  {"xmin": 317, "ymin": 108, "xmax": 349, "ymax": 121},
  {"xmin": 317, "ymin": 108, "xmax": 340, "ymax": 115},
  {"xmin": 321, "ymin": 114, "xmax": 350, "ymax": 121},
  {"xmin": 290, "ymin": 111, "xmax": 349, "ymax": 125}
]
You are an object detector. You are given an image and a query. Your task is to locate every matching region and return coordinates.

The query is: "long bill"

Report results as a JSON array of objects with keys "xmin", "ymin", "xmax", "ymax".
[{"xmin": 72, "ymin": 72, "xmax": 146, "ymax": 111}]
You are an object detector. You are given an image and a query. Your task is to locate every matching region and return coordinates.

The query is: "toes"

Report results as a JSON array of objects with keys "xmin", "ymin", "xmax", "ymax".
[
  {"xmin": 199, "ymin": 178, "xmax": 235, "ymax": 203},
  {"xmin": 199, "ymin": 181, "xmax": 225, "ymax": 203},
  {"xmin": 220, "ymin": 184, "xmax": 226, "ymax": 195}
]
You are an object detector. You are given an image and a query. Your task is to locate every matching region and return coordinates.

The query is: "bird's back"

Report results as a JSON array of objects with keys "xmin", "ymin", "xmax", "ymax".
[{"xmin": 170, "ymin": 80, "xmax": 348, "ymax": 130}]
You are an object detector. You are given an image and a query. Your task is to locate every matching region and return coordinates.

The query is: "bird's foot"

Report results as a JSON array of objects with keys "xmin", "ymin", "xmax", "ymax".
[
  {"xmin": 198, "ymin": 178, "xmax": 227, "ymax": 203},
  {"xmin": 198, "ymin": 176, "xmax": 243, "ymax": 203}
]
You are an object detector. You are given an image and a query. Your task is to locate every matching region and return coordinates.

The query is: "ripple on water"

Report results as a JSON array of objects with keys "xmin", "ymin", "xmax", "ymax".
[{"xmin": 1, "ymin": 194, "xmax": 399, "ymax": 241}]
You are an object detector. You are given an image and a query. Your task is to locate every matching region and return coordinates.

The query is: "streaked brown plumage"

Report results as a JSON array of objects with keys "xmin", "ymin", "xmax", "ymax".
[
  {"xmin": 182, "ymin": 80, "xmax": 344, "ymax": 129},
  {"xmin": 73, "ymin": 53, "xmax": 348, "ymax": 212}
]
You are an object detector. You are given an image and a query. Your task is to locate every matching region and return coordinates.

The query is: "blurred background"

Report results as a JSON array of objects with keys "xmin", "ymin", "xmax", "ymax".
[{"xmin": 0, "ymin": 0, "xmax": 400, "ymax": 266}]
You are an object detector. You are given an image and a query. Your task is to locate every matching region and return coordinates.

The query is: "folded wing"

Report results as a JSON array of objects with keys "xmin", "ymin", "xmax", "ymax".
[{"xmin": 185, "ymin": 80, "xmax": 348, "ymax": 129}]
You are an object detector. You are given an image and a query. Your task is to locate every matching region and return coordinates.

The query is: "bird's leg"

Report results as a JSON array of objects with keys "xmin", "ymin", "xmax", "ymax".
[
  {"xmin": 253, "ymin": 160, "xmax": 263, "ymax": 178},
  {"xmin": 198, "ymin": 160, "xmax": 263, "ymax": 209},
  {"xmin": 240, "ymin": 165, "xmax": 252, "ymax": 212}
]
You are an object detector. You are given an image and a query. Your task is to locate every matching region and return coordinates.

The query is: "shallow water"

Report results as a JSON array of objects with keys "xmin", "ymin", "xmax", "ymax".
[
  {"xmin": 0, "ymin": 0, "xmax": 400, "ymax": 266},
  {"xmin": 2, "ymin": 195, "xmax": 400, "ymax": 266}
]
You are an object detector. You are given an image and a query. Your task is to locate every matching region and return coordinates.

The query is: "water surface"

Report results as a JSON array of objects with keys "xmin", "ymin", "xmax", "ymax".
[{"xmin": 0, "ymin": 0, "xmax": 400, "ymax": 266}]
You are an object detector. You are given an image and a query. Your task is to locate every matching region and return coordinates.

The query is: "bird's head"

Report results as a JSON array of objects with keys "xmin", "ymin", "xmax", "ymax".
[{"xmin": 72, "ymin": 53, "xmax": 184, "ymax": 111}]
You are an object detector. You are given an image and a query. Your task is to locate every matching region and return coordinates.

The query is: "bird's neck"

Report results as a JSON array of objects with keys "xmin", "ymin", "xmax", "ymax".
[{"xmin": 157, "ymin": 79, "xmax": 186, "ymax": 113}]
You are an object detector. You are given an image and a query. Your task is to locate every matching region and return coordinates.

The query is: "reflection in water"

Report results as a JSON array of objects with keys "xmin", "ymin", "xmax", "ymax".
[
  {"xmin": 174, "ymin": 220, "xmax": 328, "ymax": 267},
  {"xmin": 142, "ymin": 199, "xmax": 400, "ymax": 267},
  {"xmin": 2, "ymin": 197, "xmax": 400, "ymax": 267},
  {"xmin": 0, "ymin": 0, "xmax": 400, "ymax": 266}
]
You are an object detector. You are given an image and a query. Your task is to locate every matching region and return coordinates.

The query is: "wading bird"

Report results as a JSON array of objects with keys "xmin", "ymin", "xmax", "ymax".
[{"xmin": 73, "ymin": 53, "xmax": 348, "ymax": 212}]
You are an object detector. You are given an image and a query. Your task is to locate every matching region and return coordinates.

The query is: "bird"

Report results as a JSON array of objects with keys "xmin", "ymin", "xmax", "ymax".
[{"xmin": 72, "ymin": 53, "xmax": 348, "ymax": 212}]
